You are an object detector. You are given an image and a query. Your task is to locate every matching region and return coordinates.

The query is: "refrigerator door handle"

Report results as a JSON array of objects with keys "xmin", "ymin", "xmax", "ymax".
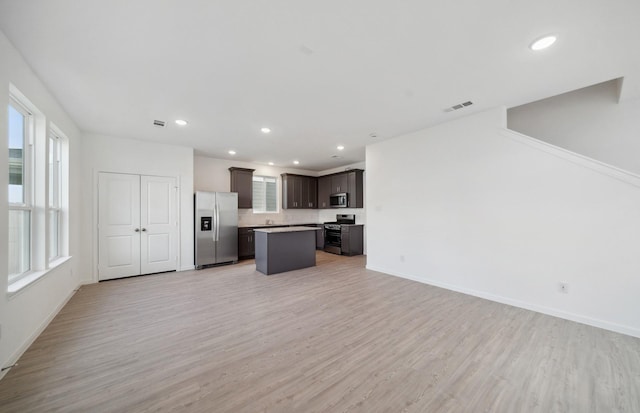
[
  {"xmin": 215, "ymin": 203, "xmax": 220, "ymax": 242},
  {"xmin": 217, "ymin": 204, "xmax": 221, "ymax": 242},
  {"xmin": 212, "ymin": 203, "xmax": 217, "ymax": 242},
  {"xmin": 212, "ymin": 204, "xmax": 216, "ymax": 242}
]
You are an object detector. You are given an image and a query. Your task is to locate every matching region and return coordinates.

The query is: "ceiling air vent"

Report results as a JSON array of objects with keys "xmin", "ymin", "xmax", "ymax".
[
  {"xmin": 153, "ymin": 120, "xmax": 166, "ymax": 127},
  {"xmin": 444, "ymin": 101, "xmax": 473, "ymax": 112}
]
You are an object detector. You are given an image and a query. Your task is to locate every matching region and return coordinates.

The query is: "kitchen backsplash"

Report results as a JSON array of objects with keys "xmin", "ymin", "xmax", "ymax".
[{"xmin": 238, "ymin": 208, "xmax": 366, "ymax": 227}]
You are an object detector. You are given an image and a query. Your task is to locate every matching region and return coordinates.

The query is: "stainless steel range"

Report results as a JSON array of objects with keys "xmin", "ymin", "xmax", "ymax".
[{"xmin": 324, "ymin": 214, "xmax": 356, "ymax": 255}]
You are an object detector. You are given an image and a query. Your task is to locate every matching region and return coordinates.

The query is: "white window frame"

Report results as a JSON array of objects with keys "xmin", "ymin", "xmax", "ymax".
[
  {"xmin": 252, "ymin": 175, "xmax": 278, "ymax": 213},
  {"xmin": 7, "ymin": 86, "xmax": 71, "ymax": 294},
  {"xmin": 48, "ymin": 131, "xmax": 62, "ymax": 261},
  {"xmin": 8, "ymin": 96, "xmax": 34, "ymax": 283}
]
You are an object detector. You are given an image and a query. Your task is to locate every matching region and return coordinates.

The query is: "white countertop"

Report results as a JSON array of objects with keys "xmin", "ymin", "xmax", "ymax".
[{"xmin": 253, "ymin": 226, "xmax": 322, "ymax": 234}]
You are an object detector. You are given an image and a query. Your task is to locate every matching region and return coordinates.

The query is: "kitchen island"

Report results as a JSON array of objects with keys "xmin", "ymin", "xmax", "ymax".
[{"xmin": 254, "ymin": 226, "xmax": 321, "ymax": 275}]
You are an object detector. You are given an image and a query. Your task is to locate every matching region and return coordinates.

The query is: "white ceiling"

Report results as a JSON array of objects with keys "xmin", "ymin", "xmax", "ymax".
[{"xmin": 1, "ymin": 0, "xmax": 639, "ymax": 171}]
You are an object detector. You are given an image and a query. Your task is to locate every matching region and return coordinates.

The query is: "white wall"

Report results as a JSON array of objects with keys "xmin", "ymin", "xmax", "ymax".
[
  {"xmin": 366, "ymin": 107, "xmax": 640, "ymax": 337},
  {"xmin": 508, "ymin": 79, "xmax": 640, "ymax": 175},
  {"xmin": 194, "ymin": 156, "xmax": 367, "ymax": 228},
  {"xmin": 81, "ymin": 134, "xmax": 194, "ymax": 275},
  {"xmin": 0, "ymin": 30, "xmax": 84, "ymax": 377}
]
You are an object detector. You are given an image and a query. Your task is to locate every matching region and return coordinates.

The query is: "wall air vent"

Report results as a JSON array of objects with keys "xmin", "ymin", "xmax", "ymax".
[
  {"xmin": 444, "ymin": 101, "xmax": 473, "ymax": 112},
  {"xmin": 153, "ymin": 120, "xmax": 166, "ymax": 127}
]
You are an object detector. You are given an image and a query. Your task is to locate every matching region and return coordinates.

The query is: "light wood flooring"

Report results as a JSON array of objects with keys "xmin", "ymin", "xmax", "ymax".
[{"xmin": 1, "ymin": 252, "xmax": 639, "ymax": 412}]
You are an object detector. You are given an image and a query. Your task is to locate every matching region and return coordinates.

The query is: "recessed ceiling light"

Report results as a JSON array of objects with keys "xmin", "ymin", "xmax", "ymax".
[
  {"xmin": 228, "ymin": 150, "xmax": 236, "ymax": 155},
  {"xmin": 268, "ymin": 162, "xmax": 274, "ymax": 166},
  {"xmin": 337, "ymin": 145, "xmax": 345, "ymax": 151},
  {"xmin": 175, "ymin": 119, "xmax": 188, "ymax": 126},
  {"xmin": 530, "ymin": 35, "xmax": 557, "ymax": 51},
  {"xmin": 261, "ymin": 127, "xmax": 271, "ymax": 134},
  {"xmin": 293, "ymin": 160, "xmax": 300, "ymax": 165}
]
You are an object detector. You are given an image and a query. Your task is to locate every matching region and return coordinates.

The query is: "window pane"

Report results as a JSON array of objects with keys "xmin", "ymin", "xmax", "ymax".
[
  {"xmin": 8, "ymin": 209, "xmax": 30, "ymax": 278},
  {"xmin": 252, "ymin": 179, "xmax": 266, "ymax": 212},
  {"xmin": 48, "ymin": 136, "xmax": 60, "ymax": 208},
  {"xmin": 49, "ymin": 209, "xmax": 59, "ymax": 260},
  {"xmin": 252, "ymin": 175, "xmax": 277, "ymax": 213},
  {"xmin": 8, "ymin": 105, "xmax": 25, "ymax": 204},
  {"xmin": 49, "ymin": 136, "xmax": 54, "ymax": 207},
  {"xmin": 266, "ymin": 179, "xmax": 277, "ymax": 212}
]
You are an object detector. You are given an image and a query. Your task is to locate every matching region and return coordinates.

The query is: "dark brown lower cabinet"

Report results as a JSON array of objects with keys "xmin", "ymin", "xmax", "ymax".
[
  {"xmin": 238, "ymin": 228, "xmax": 255, "ymax": 259},
  {"xmin": 340, "ymin": 225, "xmax": 363, "ymax": 256}
]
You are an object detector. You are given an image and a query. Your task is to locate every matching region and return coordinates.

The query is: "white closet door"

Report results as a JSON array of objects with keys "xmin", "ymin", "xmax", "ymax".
[
  {"xmin": 140, "ymin": 175, "xmax": 177, "ymax": 275},
  {"xmin": 98, "ymin": 173, "xmax": 141, "ymax": 280}
]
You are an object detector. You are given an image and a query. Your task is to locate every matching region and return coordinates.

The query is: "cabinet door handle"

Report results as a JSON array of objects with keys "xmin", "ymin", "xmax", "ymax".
[
  {"xmin": 135, "ymin": 228, "xmax": 140, "ymax": 232},
  {"xmin": 141, "ymin": 228, "xmax": 147, "ymax": 232}
]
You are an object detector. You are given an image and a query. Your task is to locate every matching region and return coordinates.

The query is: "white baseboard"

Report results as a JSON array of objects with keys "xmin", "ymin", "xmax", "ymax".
[
  {"xmin": 0, "ymin": 283, "xmax": 82, "ymax": 381},
  {"xmin": 366, "ymin": 265, "xmax": 640, "ymax": 339},
  {"xmin": 179, "ymin": 265, "xmax": 196, "ymax": 272}
]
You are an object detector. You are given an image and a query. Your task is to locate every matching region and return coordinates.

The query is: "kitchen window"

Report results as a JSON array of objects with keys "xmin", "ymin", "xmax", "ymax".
[{"xmin": 252, "ymin": 175, "xmax": 277, "ymax": 213}]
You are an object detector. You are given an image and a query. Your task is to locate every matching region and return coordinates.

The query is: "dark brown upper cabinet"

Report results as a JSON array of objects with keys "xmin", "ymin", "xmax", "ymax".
[
  {"xmin": 345, "ymin": 169, "xmax": 364, "ymax": 208},
  {"xmin": 318, "ymin": 169, "xmax": 364, "ymax": 209},
  {"xmin": 281, "ymin": 174, "xmax": 318, "ymax": 209},
  {"xmin": 317, "ymin": 176, "xmax": 332, "ymax": 209},
  {"xmin": 229, "ymin": 167, "xmax": 255, "ymax": 208},
  {"xmin": 330, "ymin": 173, "xmax": 348, "ymax": 194},
  {"xmin": 282, "ymin": 169, "xmax": 363, "ymax": 210},
  {"xmin": 305, "ymin": 176, "xmax": 318, "ymax": 208}
]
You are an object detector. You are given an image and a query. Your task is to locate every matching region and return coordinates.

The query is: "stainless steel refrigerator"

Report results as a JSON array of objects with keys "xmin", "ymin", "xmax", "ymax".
[{"xmin": 194, "ymin": 191, "xmax": 238, "ymax": 268}]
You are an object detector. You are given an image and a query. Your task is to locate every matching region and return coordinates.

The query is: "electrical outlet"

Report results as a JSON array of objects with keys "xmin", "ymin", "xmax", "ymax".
[{"xmin": 558, "ymin": 282, "xmax": 569, "ymax": 294}]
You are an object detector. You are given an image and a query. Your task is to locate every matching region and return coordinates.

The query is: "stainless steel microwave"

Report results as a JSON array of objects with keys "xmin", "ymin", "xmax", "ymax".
[{"xmin": 329, "ymin": 193, "xmax": 348, "ymax": 208}]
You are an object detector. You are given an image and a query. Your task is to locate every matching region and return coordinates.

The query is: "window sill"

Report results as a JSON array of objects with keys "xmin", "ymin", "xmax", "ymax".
[{"xmin": 7, "ymin": 256, "xmax": 72, "ymax": 298}]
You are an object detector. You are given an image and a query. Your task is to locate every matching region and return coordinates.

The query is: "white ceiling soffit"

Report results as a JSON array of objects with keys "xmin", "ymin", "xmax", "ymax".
[{"xmin": 0, "ymin": 0, "xmax": 639, "ymax": 170}]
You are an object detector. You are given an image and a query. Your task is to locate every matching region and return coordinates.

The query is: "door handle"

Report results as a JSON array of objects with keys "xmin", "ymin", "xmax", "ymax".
[
  {"xmin": 135, "ymin": 228, "xmax": 140, "ymax": 232},
  {"xmin": 141, "ymin": 228, "xmax": 147, "ymax": 232},
  {"xmin": 214, "ymin": 204, "xmax": 219, "ymax": 242}
]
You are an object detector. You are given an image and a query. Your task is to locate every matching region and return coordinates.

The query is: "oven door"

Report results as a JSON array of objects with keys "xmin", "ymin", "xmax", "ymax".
[{"xmin": 324, "ymin": 228, "xmax": 342, "ymax": 254}]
